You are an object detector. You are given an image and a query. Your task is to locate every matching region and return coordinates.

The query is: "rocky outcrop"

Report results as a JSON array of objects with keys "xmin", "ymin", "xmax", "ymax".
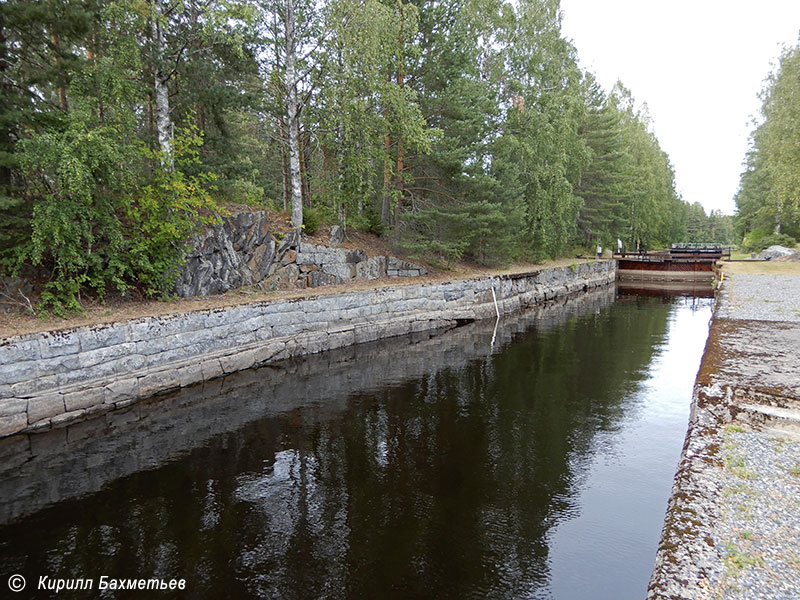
[
  {"xmin": 290, "ymin": 243, "xmax": 427, "ymax": 289},
  {"xmin": 757, "ymin": 245, "xmax": 800, "ymax": 262},
  {"xmin": 175, "ymin": 212, "xmax": 427, "ymax": 297},
  {"xmin": 175, "ymin": 212, "xmax": 275, "ymax": 297}
]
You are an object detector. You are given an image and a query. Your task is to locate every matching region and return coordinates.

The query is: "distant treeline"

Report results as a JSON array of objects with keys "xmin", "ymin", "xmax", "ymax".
[
  {"xmin": 1, "ymin": 0, "xmax": 727, "ymax": 312},
  {"xmin": 735, "ymin": 42, "xmax": 800, "ymax": 252}
]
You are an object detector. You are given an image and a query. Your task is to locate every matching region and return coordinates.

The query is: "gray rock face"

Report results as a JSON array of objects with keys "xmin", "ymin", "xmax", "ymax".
[
  {"xmin": 356, "ymin": 256, "xmax": 387, "ymax": 280},
  {"xmin": 757, "ymin": 245, "xmax": 800, "ymax": 261},
  {"xmin": 176, "ymin": 211, "xmax": 433, "ymax": 296},
  {"xmin": 387, "ymin": 257, "xmax": 428, "ymax": 277},
  {"xmin": 176, "ymin": 212, "xmax": 274, "ymax": 297},
  {"xmin": 329, "ymin": 225, "xmax": 345, "ymax": 247}
]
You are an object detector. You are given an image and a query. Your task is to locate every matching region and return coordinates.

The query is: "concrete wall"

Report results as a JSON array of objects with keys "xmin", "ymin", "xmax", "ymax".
[{"xmin": 0, "ymin": 261, "xmax": 615, "ymax": 437}]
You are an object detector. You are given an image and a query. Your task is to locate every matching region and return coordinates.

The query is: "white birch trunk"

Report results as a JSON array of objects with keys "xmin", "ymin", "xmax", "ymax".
[
  {"xmin": 153, "ymin": 0, "xmax": 174, "ymax": 170},
  {"xmin": 285, "ymin": 0, "xmax": 303, "ymax": 230}
]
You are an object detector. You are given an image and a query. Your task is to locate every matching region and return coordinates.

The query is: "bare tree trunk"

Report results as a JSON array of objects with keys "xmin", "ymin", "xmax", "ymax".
[
  {"xmin": 148, "ymin": 94, "xmax": 155, "ymax": 142},
  {"xmin": 152, "ymin": 0, "xmax": 174, "ymax": 170},
  {"xmin": 395, "ymin": 137, "xmax": 403, "ymax": 228},
  {"xmin": 0, "ymin": 17, "xmax": 12, "ymax": 188},
  {"xmin": 279, "ymin": 116, "xmax": 288, "ymax": 211},
  {"xmin": 50, "ymin": 31, "xmax": 68, "ymax": 111},
  {"xmin": 195, "ymin": 102, "xmax": 206, "ymax": 134},
  {"xmin": 302, "ymin": 128, "xmax": 314, "ymax": 207},
  {"xmin": 394, "ymin": 6, "xmax": 405, "ymax": 230},
  {"xmin": 284, "ymin": 0, "xmax": 303, "ymax": 229},
  {"xmin": 381, "ymin": 130, "xmax": 392, "ymax": 228},
  {"xmin": 298, "ymin": 122, "xmax": 307, "ymax": 206}
]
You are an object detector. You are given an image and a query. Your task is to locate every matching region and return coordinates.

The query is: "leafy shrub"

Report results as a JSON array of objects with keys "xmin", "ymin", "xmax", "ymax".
[
  {"xmin": 744, "ymin": 232, "xmax": 796, "ymax": 253},
  {"xmin": 17, "ymin": 110, "xmax": 139, "ymax": 316},
  {"xmin": 217, "ymin": 178, "xmax": 265, "ymax": 207},
  {"xmin": 127, "ymin": 125, "xmax": 221, "ymax": 296},
  {"xmin": 302, "ymin": 205, "xmax": 334, "ymax": 236},
  {"xmin": 348, "ymin": 206, "xmax": 383, "ymax": 235},
  {"xmin": 17, "ymin": 113, "xmax": 219, "ymax": 316}
]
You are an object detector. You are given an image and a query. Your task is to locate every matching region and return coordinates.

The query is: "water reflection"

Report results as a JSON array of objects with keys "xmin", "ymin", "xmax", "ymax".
[{"xmin": 0, "ymin": 287, "xmax": 712, "ymax": 599}]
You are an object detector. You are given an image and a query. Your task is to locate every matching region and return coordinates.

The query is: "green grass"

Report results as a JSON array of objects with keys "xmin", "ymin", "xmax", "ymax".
[
  {"xmin": 721, "ymin": 484, "xmax": 752, "ymax": 497},
  {"xmin": 724, "ymin": 542, "xmax": 764, "ymax": 575},
  {"xmin": 726, "ymin": 454, "xmax": 759, "ymax": 480}
]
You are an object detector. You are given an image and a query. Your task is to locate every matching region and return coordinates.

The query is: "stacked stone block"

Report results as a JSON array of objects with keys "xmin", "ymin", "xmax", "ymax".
[
  {"xmin": 0, "ymin": 261, "xmax": 616, "ymax": 437},
  {"xmin": 175, "ymin": 212, "xmax": 429, "ymax": 296}
]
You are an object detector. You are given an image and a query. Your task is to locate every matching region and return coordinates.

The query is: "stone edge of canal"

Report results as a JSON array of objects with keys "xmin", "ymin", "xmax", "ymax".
[
  {"xmin": 0, "ymin": 261, "xmax": 615, "ymax": 437},
  {"xmin": 647, "ymin": 271, "xmax": 800, "ymax": 600}
]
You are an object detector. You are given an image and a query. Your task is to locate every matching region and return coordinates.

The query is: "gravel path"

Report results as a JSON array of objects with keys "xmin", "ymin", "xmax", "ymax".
[
  {"xmin": 717, "ymin": 273, "xmax": 800, "ymax": 323},
  {"xmin": 708, "ymin": 427, "xmax": 800, "ymax": 599},
  {"xmin": 708, "ymin": 273, "xmax": 800, "ymax": 599}
]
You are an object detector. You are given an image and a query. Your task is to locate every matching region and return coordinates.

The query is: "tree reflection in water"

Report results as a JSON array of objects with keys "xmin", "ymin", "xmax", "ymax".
[{"xmin": 0, "ymin": 288, "xmax": 712, "ymax": 600}]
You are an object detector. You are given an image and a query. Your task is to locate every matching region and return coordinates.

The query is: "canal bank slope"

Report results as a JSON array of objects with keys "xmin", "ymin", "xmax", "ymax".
[
  {"xmin": 648, "ymin": 264, "xmax": 800, "ymax": 600},
  {"xmin": 0, "ymin": 261, "xmax": 615, "ymax": 438}
]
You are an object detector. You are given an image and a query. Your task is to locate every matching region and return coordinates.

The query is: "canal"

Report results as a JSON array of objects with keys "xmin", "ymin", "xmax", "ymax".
[{"xmin": 0, "ymin": 286, "xmax": 713, "ymax": 599}]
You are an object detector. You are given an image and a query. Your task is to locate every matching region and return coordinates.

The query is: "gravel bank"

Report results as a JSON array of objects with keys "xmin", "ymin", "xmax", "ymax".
[
  {"xmin": 709, "ymin": 427, "xmax": 800, "ymax": 599},
  {"xmin": 717, "ymin": 273, "xmax": 800, "ymax": 323}
]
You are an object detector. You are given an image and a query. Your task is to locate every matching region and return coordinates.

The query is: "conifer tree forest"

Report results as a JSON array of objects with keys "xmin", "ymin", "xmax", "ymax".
[
  {"xmin": 735, "ymin": 42, "xmax": 800, "ymax": 252},
  {"xmin": 1, "ymin": 0, "xmax": 707, "ymax": 311}
]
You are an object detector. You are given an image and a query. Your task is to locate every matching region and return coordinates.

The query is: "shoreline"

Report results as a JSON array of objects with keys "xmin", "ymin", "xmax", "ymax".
[
  {"xmin": 0, "ymin": 261, "xmax": 616, "ymax": 438},
  {"xmin": 0, "ymin": 285, "xmax": 617, "ymax": 525}
]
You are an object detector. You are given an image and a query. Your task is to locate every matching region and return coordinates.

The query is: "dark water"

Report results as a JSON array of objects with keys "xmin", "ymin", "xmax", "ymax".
[{"xmin": 0, "ymin": 287, "xmax": 712, "ymax": 599}]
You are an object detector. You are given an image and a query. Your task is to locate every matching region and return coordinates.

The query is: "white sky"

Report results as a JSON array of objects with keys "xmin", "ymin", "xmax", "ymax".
[{"xmin": 560, "ymin": 0, "xmax": 800, "ymax": 216}]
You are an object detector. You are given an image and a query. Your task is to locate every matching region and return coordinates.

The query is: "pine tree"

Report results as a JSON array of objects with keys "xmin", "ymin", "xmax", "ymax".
[{"xmin": 575, "ymin": 77, "xmax": 631, "ymax": 248}]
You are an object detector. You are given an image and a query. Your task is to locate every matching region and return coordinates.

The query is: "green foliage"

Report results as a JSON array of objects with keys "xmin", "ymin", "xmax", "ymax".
[
  {"xmin": 127, "ymin": 124, "xmax": 221, "ymax": 296},
  {"xmin": 348, "ymin": 205, "xmax": 383, "ymax": 235},
  {"xmin": 736, "ymin": 44, "xmax": 800, "ymax": 241},
  {"xmin": 16, "ymin": 105, "xmax": 218, "ymax": 314},
  {"xmin": 302, "ymin": 205, "xmax": 325, "ymax": 235},
  {"xmin": 724, "ymin": 542, "xmax": 764, "ymax": 575},
  {"xmin": 0, "ymin": 0, "xmax": 697, "ymax": 312},
  {"xmin": 402, "ymin": 199, "xmax": 512, "ymax": 264},
  {"xmin": 743, "ymin": 232, "xmax": 796, "ymax": 253},
  {"xmin": 217, "ymin": 178, "xmax": 266, "ymax": 207},
  {"xmin": 17, "ymin": 107, "xmax": 140, "ymax": 315},
  {"xmin": 575, "ymin": 77, "xmax": 631, "ymax": 246}
]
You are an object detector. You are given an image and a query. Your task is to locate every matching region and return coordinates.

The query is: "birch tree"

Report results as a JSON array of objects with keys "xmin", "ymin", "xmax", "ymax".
[
  {"xmin": 260, "ymin": 0, "xmax": 323, "ymax": 230},
  {"xmin": 282, "ymin": 0, "xmax": 303, "ymax": 228},
  {"xmin": 151, "ymin": 0, "xmax": 173, "ymax": 169}
]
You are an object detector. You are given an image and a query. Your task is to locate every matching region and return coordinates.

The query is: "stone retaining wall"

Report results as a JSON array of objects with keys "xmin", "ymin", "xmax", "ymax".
[
  {"xmin": 0, "ymin": 261, "xmax": 615, "ymax": 437},
  {"xmin": 0, "ymin": 285, "xmax": 616, "ymax": 525}
]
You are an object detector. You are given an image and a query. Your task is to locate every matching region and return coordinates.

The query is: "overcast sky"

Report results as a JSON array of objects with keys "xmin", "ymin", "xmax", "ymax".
[{"xmin": 560, "ymin": 0, "xmax": 800, "ymax": 216}]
